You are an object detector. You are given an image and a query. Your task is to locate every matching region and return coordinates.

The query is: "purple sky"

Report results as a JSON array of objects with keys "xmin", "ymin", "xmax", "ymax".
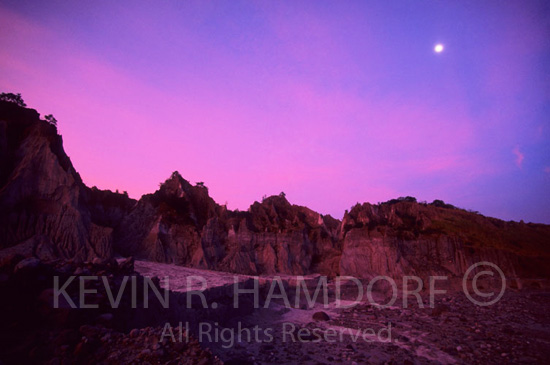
[{"xmin": 1, "ymin": 1, "xmax": 549, "ymax": 223}]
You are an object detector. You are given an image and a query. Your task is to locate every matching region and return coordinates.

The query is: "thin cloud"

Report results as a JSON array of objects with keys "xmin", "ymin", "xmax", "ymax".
[{"xmin": 512, "ymin": 146, "xmax": 524, "ymax": 168}]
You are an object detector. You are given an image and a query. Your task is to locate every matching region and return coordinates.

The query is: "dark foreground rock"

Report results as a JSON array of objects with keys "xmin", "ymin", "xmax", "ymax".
[
  {"xmin": 0, "ymin": 257, "xmax": 221, "ymax": 364},
  {"xmin": 312, "ymin": 311, "xmax": 330, "ymax": 321},
  {"xmin": 207, "ymin": 290, "xmax": 550, "ymax": 364},
  {"xmin": 1, "ymin": 254, "xmax": 550, "ymax": 364}
]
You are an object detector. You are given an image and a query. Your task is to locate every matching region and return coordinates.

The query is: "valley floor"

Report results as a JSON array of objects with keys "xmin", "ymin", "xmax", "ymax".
[{"xmin": 134, "ymin": 260, "xmax": 550, "ymax": 364}]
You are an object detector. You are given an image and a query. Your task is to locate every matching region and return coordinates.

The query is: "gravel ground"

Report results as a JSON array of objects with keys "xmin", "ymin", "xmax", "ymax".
[{"xmin": 199, "ymin": 290, "xmax": 550, "ymax": 364}]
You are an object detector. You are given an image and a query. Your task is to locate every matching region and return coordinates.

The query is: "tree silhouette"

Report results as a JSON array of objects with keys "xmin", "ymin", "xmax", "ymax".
[
  {"xmin": 0, "ymin": 92, "xmax": 26, "ymax": 107},
  {"xmin": 44, "ymin": 114, "xmax": 57, "ymax": 126}
]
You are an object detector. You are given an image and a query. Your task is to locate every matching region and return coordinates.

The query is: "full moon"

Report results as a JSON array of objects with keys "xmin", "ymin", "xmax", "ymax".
[{"xmin": 434, "ymin": 44, "xmax": 444, "ymax": 53}]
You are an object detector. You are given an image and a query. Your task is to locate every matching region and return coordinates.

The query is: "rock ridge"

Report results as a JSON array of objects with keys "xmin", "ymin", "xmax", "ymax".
[{"xmin": 1, "ymin": 101, "xmax": 549, "ymax": 284}]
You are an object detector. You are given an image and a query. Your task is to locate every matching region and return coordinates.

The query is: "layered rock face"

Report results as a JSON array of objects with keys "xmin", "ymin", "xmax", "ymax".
[
  {"xmin": 115, "ymin": 177, "xmax": 550, "ymax": 281},
  {"xmin": 1, "ymin": 101, "xmax": 549, "ymax": 281},
  {"xmin": 114, "ymin": 172, "xmax": 341, "ymax": 275},
  {"xmin": 339, "ymin": 201, "xmax": 550, "ymax": 281},
  {"xmin": 0, "ymin": 101, "xmax": 134, "ymax": 262}
]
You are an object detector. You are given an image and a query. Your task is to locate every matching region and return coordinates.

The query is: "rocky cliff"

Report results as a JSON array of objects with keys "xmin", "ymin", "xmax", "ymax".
[
  {"xmin": 339, "ymin": 201, "xmax": 550, "ymax": 282},
  {"xmin": 114, "ymin": 174, "xmax": 550, "ymax": 282},
  {"xmin": 114, "ymin": 171, "xmax": 341, "ymax": 276},
  {"xmin": 1, "ymin": 101, "xmax": 549, "ymax": 282},
  {"xmin": 0, "ymin": 101, "xmax": 134, "ymax": 262}
]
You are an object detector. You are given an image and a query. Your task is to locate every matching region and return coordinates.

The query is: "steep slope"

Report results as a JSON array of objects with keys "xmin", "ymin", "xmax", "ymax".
[
  {"xmin": 1, "ymin": 100, "xmax": 549, "ymax": 282},
  {"xmin": 0, "ymin": 101, "xmax": 133, "ymax": 262},
  {"xmin": 114, "ymin": 171, "xmax": 220, "ymax": 264},
  {"xmin": 339, "ymin": 200, "xmax": 550, "ymax": 281},
  {"xmin": 115, "ymin": 176, "xmax": 550, "ymax": 281},
  {"xmin": 114, "ymin": 172, "xmax": 341, "ymax": 275}
]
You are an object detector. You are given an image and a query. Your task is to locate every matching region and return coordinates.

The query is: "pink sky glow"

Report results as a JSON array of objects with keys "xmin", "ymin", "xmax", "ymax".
[{"xmin": 1, "ymin": 1, "xmax": 549, "ymax": 222}]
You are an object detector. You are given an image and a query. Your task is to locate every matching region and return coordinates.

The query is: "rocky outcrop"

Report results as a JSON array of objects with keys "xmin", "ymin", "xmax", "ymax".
[
  {"xmin": 1, "ymin": 100, "xmax": 549, "ymax": 281},
  {"xmin": 339, "ymin": 201, "xmax": 550, "ymax": 281},
  {"xmin": 114, "ymin": 174, "xmax": 341, "ymax": 275},
  {"xmin": 116, "ymin": 182, "xmax": 550, "ymax": 281},
  {"xmin": 114, "ymin": 171, "xmax": 217, "ymax": 265},
  {"xmin": 0, "ymin": 101, "xmax": 133, "ymax": 262}
]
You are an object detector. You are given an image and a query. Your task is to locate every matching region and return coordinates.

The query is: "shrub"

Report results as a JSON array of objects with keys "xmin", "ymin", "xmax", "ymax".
[
  {"xmin": 0, "ymin": 92, "xmax": 26, "ymax": 107},
  {"xmin": 44, "ymin": 114, "xmax": 57, "ymax": 126},
  {"xmin": 431, "ymin": 199, "xmax": 456, "ymax": 209},
  {"xmin": 385, "ymin": 196, "xmax": 417, "ymax": 205}
]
